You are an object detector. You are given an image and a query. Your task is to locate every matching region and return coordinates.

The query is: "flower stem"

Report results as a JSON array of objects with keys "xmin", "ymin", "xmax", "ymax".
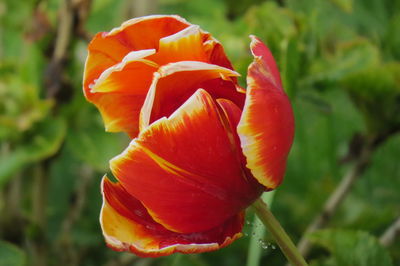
[
  {"xmin": 252, "ymin": 198, "xmax": 308, "ymax": 266},
  {"xmin": 246, "ymin": 191, "xmax": 276, "ymax": 266}
]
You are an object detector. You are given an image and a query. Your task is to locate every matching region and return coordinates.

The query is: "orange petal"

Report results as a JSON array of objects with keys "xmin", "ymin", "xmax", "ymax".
[
  {"xmin": 150, "ymin": 25, "xmax": 235, "ymax": 71},
  {"xmin": 139, "ymin": 61, "xmax": 244, "ymax": 130},
  {"xmin": 149, "ymin": 25, "xmax": 208, "ymax": 65},
  {"xmin": 83, "ymin": 50, "xmax": 158, "ymax": 136},
  {"xmin": 106, "ymin": 15, "xmax": 190, "ymax": 50},
  {"xmin": 83, "ymin": 15, "xmax": 191, "ymax": 102},
  {"xmin": 237, "ymin": 36, "xmax": 295, "ymax": 190},
  {"xmin": 101, "ymin": 177, "xmax": 244, "ymax": 257},
  {"xmin": 111, "ymin": 89, "xmax": 262, "ymax": 233},
  {"xmin": 89, "ymin": 49, "xmax": 157, "ymax": 94},
  {"xmin": 84, "ymin": 50, "xmax": 160, "ymax": 136},
  {"xmin": 90, "ymin": 92, "xmax": 145, "ymax": 136}
]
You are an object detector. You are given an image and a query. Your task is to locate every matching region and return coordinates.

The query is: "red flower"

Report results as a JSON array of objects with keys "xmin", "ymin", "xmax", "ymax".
[{"xmin": 83, "ymin": 15, "xmax": 294, "ymax": 257}]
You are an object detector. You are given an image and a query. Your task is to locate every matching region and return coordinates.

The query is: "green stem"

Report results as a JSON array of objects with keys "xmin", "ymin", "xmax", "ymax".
[
  {"xmin": 246, "ymin": 191, "xmax": 276, "ymax": 266},
  {"xmin": 171, "ymin": 253, "xmax": 183, "ymax": 266},
  {"xmin": 252, "ymin": 198, "xmax": 308, "ymax": 266}
]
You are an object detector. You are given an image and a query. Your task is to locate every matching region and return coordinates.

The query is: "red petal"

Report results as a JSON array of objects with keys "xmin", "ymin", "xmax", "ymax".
[
  {"xmin": 139, "ymin": 61, "xmax": 244, "ymax": 130},
  {"xmin": 101, "ymin": 176, "xmax": 244, "ymax": 257},
  {"xmin": 248, "ymin": 35, "xmax": 283, "ymax": 89},
  {"xmin": 111, "ymin": 90, "xmax": 261, "ymax": 233},
  {"xmin": 203, "ymin": 38, "xmax": 241, "ymax": 87},
  {"xmin": 237, "ymin": 36, "xmax": 295, "ymax": 189},
  {"xmin": 217, "ymin": 99, "xmax": 262, "ymax": 189},
  {"xmin": 204, "ymin": 39, "xmax": 235, "ymax": 71},
  {"xmin": 216, "ymin": 99, "xmax": 246, "ymax": 164}
]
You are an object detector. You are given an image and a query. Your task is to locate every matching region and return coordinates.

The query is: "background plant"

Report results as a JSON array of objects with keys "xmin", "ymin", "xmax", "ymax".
[{"xmin": 0, "ymin": 0, "xmax": 399, "ymax": 265}]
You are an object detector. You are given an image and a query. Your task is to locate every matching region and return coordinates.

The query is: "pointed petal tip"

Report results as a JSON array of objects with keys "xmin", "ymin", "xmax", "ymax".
[{"xmin": 247, "ymin": 35, "xmax": 283, "ymax": 91}]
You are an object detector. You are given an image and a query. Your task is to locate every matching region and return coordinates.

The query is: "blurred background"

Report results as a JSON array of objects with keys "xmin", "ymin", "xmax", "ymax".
[{"xmin": 0, "ymin": 0, "xmax": 399, "ymax": 265}]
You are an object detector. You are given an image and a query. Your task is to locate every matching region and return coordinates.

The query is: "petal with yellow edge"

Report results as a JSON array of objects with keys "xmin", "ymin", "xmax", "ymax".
[
  {"xmin": 90, "ymin": 92, "xmax": 145, "ymax": 137},
  {"xmin": 150, "ymin": 24, "xmax": 234, "ymax": 70},
  {"xmin": 83, "ymin": 16, "xmax": 191, "ymax": 123},
  {"xmin": 237, "ymin": 36, "xmax": 295, "ymax": 190},
  {"xmin": 204, "ymin": 40, "xmax": 235, "ymax": 71},
  {"xmin": 139, "ymin": 61, "xmax": 244, "ymax": 130},
  {"xmin": 101, "ymin": 177, "xmax": 244, "ymax": 257},
  {"xmin": 88, "ymin": 49, "xmax": 157, "ymax": 94},
  {"xmin": 84, "ymin": 50, "xmax": 158, "ymax": 137},
  {"xmin": 149, "ymin": 25, "xmax": 208, "ymax": 65},
  {"xmin": 84, "ymin": 15, "xmax": 190, "ymax": 90},
  {"xmin": 111, "ymin": 89, "xmax": 262, "ymax": 233}
]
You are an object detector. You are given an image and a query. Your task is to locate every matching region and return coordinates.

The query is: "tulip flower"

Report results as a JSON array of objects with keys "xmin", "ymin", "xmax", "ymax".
[{"xmin": 83, "ymin": 15, "xmax": 299, "ymax": 260}]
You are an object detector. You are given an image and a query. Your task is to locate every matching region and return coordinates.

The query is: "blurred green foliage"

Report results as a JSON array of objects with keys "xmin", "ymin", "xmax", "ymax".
[
  {"xmin": 0, "ymin": 241, "xmax": 26, "ymax": 266},
  {"xmin": 0, "ymin": 0, "xmax": 399, "ymax": 265},
  {"xmin": 309, "ymin": 229, "xmax": 393, "ymax": 266}
]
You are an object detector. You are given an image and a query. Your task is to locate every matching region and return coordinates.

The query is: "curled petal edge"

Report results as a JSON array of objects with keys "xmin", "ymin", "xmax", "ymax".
[
  {"xmin": 89, "ymin": 49, "xmax": 157, "ymax": 93},
  {"xmin": 107, "ymin": 15, "xmax": 191, "ymax": 37},
  {"xmin": 100, "ymin": 176, "xmax": 243, "ymax": 257},
  {"xmin": 139, "ymin": 61, "xmax": 241, "ymax": 130}
]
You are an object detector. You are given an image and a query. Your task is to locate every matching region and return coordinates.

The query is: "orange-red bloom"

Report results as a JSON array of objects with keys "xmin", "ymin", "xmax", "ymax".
[{"xmin": 83, "ymin": 15, "xmax": 294, "ymax": 257}]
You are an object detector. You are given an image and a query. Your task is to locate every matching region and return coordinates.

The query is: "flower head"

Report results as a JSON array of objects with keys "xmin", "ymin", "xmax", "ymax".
[{"xmin": 83, "ymin": 15, "xmax": 294, "ymax": 257}]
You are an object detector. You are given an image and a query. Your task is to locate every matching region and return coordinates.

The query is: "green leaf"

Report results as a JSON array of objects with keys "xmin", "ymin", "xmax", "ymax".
[
  {"xmin": 329, "ymin": 0, "xmax": 353, "ymax": 13},
  {"xmin": 342, "ymin": 62, "xmax": 400, "ymax": 133},
  {"xmin": 0, "ymin": 78, "xmax": 53, "ymax": 141},
  {"xmin": 0, "ymin": 118, "xmax": 66, "ymax": 187},
  {"xmin": 0, "ymin": 241, "xmax": 26, "ymax": 266},
  {"xmin": 306, "ymin": 39, "xmax": 380, "ymax": 90},
  {"xmin": 281, "ymin": 37, "xmax": 301, "ymax": 98},
  {"xmin": 245, "ymin": 2, "xmax": 297, "ymax": 54},
  {"xmin": 66, "ymin": 113, "xmax": 127, "ymax": 172},
  {"xmin": 309, "ymin": 229, "xmax": 393, "ymax": 266}
]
